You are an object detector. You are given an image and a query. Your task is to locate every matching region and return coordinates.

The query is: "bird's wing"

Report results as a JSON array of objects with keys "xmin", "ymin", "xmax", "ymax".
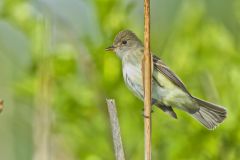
[{"xmin": 152, "ymin": 55, "xmax": 191, "ymax": 96}]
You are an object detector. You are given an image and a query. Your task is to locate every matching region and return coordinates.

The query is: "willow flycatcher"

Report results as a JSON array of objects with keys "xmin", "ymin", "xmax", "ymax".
[{"xmin": 106, "ymin": 30, "xmax": 227, "ymax": 130}]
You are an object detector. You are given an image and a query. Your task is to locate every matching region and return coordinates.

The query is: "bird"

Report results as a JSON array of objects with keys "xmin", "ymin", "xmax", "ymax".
[{"xmin": 105, "ymin": 29, "xmax": 227, "ymax": 130}]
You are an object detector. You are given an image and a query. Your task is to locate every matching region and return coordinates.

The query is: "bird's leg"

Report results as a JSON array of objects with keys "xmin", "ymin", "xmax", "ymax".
[
  {"xmin": 141, "ymin": 99, "xmax": 156, "ymax": 117},
  {"xmin": 141, "ymin": 107, "xmax": 154, "ymax": 118}
]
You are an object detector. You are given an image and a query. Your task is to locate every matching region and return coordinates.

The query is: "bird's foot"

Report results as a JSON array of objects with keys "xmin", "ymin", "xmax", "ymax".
[{"xmin": 141, "ymin": 108, "xmax": 154, "ymax": 118}]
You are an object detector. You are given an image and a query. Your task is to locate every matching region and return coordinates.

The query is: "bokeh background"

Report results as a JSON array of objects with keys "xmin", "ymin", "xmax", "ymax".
[{"xmin": 0, "ymin": 0, "xmax": 240, "ymax": 160}]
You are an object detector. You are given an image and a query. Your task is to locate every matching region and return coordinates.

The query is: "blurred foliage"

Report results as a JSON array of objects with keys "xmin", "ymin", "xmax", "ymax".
[{"xmin": 0, "ymin": 0, "xmax": 240, "ymax": 160}]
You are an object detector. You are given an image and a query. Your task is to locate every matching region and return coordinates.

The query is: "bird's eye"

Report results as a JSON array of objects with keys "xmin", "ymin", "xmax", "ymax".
[{"xmin": 122, "ymin": 40, "xmax": 127, "ymax": 44}]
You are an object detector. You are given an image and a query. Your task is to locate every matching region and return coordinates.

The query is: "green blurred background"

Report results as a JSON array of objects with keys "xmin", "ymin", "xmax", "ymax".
[{"xmin": 0, "ymin": 0, "xmax": 240, "ymax": 160}]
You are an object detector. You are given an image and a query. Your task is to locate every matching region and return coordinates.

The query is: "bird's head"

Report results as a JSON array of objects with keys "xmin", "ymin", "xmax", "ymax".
[{"xmin": 105, "ymin": 30, "xmax": 143, "ymax": 58}]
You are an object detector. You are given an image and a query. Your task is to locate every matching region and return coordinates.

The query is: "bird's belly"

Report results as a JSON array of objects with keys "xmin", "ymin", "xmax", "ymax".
[{"xmin": 153, "ymin": 85, "xmax": 192, "ymax": 108}]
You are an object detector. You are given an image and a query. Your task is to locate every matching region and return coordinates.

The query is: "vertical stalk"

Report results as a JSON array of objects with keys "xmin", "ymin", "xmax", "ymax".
[
  {"xmin": 33, "ymin": 16, "xmax": 52, "ymax": 160},
  {"xmin": 143, "ymin": 0, "xmax": 152, "ymax": 160}
]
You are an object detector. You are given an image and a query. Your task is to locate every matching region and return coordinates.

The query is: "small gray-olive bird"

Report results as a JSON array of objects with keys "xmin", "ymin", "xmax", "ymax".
[{"xmin": 106, "ymin": 30, "xmax": 227, "ymax": 130}]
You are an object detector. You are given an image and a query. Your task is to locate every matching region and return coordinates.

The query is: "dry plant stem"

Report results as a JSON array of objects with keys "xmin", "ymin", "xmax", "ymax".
[
  {"xmin": 0, "ymin": 99, "xmax": 3, "ymax": 113},
  {"xmin": 143, "ymin": 0, "xmax": 152, "ymax": 160},
  {"xmin": 106, "ymin": 99, "xmax": 125, "ymax": 160}
]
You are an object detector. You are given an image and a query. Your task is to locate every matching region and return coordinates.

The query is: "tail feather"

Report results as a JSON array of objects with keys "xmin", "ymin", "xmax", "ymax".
[{"xmin": 192, "ymin": 97, "xmax": 227, "ymax": 130}]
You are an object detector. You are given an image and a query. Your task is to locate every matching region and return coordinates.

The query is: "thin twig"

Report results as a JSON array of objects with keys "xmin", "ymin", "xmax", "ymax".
[
  {"xmin": 143, "ymin": 0, "xmax": 152, "ymax": 160},
  {"xmin": 106, "ymin": 99, "xmax": 125, "ymax": 160}
]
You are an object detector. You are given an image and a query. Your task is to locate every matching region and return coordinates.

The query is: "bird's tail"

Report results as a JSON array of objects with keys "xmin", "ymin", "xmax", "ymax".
[{"xmin": 191, "ymin": 97, "xmax": 227, "ymax": 130}]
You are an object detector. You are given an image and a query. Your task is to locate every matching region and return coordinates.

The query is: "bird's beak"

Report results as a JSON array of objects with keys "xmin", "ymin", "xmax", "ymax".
[{"xmin": 105, "ymin": 45, "xmax": 115, "ymax": 51}]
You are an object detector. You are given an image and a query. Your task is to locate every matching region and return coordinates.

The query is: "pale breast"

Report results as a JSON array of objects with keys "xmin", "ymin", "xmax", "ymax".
[{"xmin": 122, "ymin": 61, "xmax": 144, "ymax": 99}]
